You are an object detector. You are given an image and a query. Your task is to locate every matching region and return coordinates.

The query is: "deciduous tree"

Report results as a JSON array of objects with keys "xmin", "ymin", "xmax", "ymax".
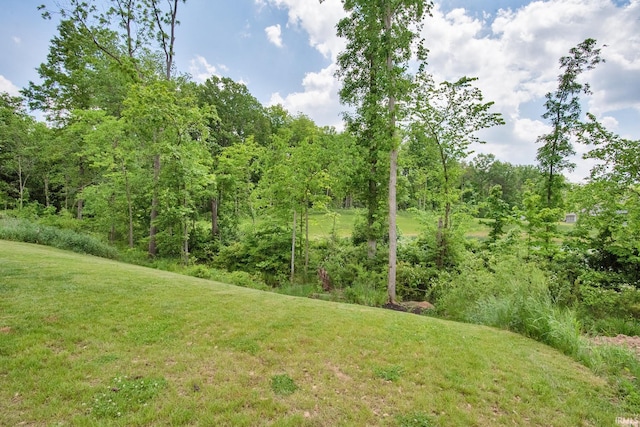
[{"xmin": 333, "ymin": 0, "xmax": 431, "ymax": 303}]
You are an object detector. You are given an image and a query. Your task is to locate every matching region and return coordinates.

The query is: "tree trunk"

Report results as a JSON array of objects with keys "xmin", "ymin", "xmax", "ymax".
[
  {"xmin": 77, "ymin": 198, "xmax": 84, "ymax": 220},
  {"xmin": 17, "ymin": 159, "xmax": 24, "ymax": 210},
  {"xmin": 290, "ymin": 209, "xmax": 297, "ymax": 283},
  {"xmin": 305, "ymin": 202, "xmax": 309, "ymax": 279},
  {"xmin": 182, "ymin": 193, "xmax": 189, "ymax": 265},
  {"xmin": 122, "ymin": 160, "xmax": 133, "ymax": 249},
  {"xmin": 44, "ymin": 175, "xmax": 50, "ymax": 207},
  {"xmin": 388, "ymin": 147, "xmax": 398, "ymax": 304},
  {"xmin": 385, "ymin": 5, "xmax": 397, "ymax": 305},
  {"xmin": 436, "ymin": 217, "xmax": 445, "ymax": 269},
  {"xmin": 367, "ymin": 171, "xmax": 378, "ymax": 259},
  {"xmin": 211, "ymin": 197, "xmax": 218, "ymax": 239},
  {"xmin": 148, "ymin": 153, "xmax": 160, "ymax": 257}
]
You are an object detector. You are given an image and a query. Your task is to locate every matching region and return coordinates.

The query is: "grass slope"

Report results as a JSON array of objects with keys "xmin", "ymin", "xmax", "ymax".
[{"xmin": 0, "ymin": 241, "xmax": 619, "ymax": 426}]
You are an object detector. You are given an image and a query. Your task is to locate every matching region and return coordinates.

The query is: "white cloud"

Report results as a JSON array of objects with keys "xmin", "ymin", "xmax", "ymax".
[
  {"xmin": 268, "ymin": 64, "xmax": 343, "ymax": 129},
  {"xmin": 0, "ymin": 75, "xmax": 20, "ymax": 96},
  {"xmin": 189, "ymin": 55, "xmax": 221, "ymax": 83},
  {"xmin": 258, "ymin": 0, "xmax": 639, "ymax": 181},
  {"xmin": 265, "ymin": 24, "xmax": 283, "ymax": 48},
  {"xmin": 12, "ymin": 36, "xmax": 21, "ymax": 45},
  {"xmin": 264, "ymin": 0, "xmax": 346, "ymax": 60}
]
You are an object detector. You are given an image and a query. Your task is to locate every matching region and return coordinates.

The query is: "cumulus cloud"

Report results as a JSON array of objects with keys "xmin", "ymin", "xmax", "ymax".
[
  {"xmin": 265, "ymin": 24, "xmax": 283, "ymax": 48},
  {"xmin": 0, "ymin": 75, "xmax": 20, "ymax": 96},
  {"xmin": 268, "ymin": 64, "xmax": 343, "ymax": 128},
  {"xmin": 264, "ymin": 0, "xmax": 346, "ymax": 59},
  {"xmin": 189, "ymin": 55, "xmax": 221, "ymax": 83},
  {"xmin": 259, "ymin": 0, "xmax": 639, "ymax": 180}
]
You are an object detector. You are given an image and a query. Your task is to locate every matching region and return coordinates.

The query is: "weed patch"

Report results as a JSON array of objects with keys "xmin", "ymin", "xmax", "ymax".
[
  {"xmin": 89, "ymin": 375, "xmax": 167, "ymax": 418},
  {"xmin": 396, "ymin": 411, "xmax": 437, "ymax": 427},
  {"xmin": 374, "ymin": 365, "xmax": 404, "ymax": 382},
  {"xmin": 270, "ymin": 374, "xmax": 298, "ymax": 396}
]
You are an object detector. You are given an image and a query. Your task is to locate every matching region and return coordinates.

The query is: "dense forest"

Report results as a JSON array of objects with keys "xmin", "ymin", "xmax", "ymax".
[{"xmin": 1, "ymin": 0, "xmax": 640, "ymax": 339}]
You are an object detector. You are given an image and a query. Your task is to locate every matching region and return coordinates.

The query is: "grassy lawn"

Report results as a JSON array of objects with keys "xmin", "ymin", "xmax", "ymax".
[
  {"xmin": 0, "ymin": 240, "xmax": 621, "ymax": 426},
  {"xmin": 243, "ymin": 209, "xmax": 574, "ymax": 241}
]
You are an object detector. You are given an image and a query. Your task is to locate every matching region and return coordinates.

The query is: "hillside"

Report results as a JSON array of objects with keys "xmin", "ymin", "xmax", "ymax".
[{"xmin": 0, "ymin": 241, "xmax": 620, "ymax": 426}]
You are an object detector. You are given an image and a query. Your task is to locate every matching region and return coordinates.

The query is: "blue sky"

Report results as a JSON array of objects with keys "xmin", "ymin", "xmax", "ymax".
[{"xmin": 1, "ymin": 0, "xmax": 639, "ymax": 181}]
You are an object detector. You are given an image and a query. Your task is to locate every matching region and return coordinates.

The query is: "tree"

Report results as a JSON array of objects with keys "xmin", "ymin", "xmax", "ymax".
[
  {"xmin": 536, "ymin": 38, "xmax": 603, "ymax": 208},
  {"xmin": 572, "ymin": 114, "xmax": 640, "ymax": 283},
  {"xmin": 214, "ymin": 137, "xmax": 264, "ymax": 242},
  {"xmin": 30, "ymin": 0, "xmax": 189, "ymax": 257},
  {"xmin": 408, "ymin": 74, "xmax": 504, "ymax": 268},
  {"xmin": 197, "ymin": 76, "xmax": 271, "ymax": 148},
  {"xmin": 334, "ymin": 0, "xmax": 431, "ymax": 304},
  {"xmin": 122, "ymin": 79, "xmax": 213, "ymax": 260},
  {"xmin": 0, "ymin": 94, "xmax": 44, "ymax": 209},
  {"xmin": 256, "ymin": 114, "xmax": 331, "ymax": 282}
]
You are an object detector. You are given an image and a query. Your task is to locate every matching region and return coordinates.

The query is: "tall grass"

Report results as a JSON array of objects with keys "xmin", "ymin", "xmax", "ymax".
[
  {"xmin": 432, "ymin": 250, "xmax": 640, "ymax": 413},
  {"xmin": 0, "ymin": 217, "xmax": 119, "ymax": 259}
]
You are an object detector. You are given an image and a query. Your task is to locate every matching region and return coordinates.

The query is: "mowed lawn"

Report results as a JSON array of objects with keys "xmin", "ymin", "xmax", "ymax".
[
  {"xmin": 245, "ymin": 209, "xmax": 492, "ymax": 239},
  {"xmin": 0, "ymin": 241, "xmax": 618, "ymax": 426},
  {"xmin": 245, "ymin": 208, "xmax": 573, "ymax": 240}
]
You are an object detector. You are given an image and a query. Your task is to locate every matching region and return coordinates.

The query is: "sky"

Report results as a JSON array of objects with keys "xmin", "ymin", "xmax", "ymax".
[{"xmin": 1, "ymin": 0, "xmax": 639, "ymax": 182}]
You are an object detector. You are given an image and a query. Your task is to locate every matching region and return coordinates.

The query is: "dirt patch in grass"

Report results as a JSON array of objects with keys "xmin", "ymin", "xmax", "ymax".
[
  {"xmin": 0, "ymin": 326, "xmax": 11, "ymax": 334},
  {"xmin": 591, "ymin": 334, "xmax": 640, "ymax": 356}
]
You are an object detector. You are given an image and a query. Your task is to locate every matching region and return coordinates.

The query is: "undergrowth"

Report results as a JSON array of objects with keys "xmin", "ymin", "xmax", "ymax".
[{"xmin": 0, "ymin": 217, "xmax": 119, "ymax": 259}]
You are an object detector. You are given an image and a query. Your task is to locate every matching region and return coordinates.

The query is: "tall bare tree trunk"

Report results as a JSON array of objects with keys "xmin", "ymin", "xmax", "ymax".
[
  {"xmin": 211, "ymin": 197, "xmax": 218, "ymax": 239},
  {"xmin": 385, "ymin": 6, "xmax": 398, "ymax": 305},
  {"xmin": 77, "ymin": 199, "xmax": 84, "ymax": 220},
  {"xmin": 290, "ymin": 210, "xmax": 297, "ymax": 283},
  {"xmin": 44, "ymin": 175, "xmax": 50, "ymax": 207},
  {"xmin": 305, "ymin": 202, "xmax": 309, "ymax": 279},
  {"xmin": 148, "ymin": 153, "xmax": 160, "ymax": 257}
]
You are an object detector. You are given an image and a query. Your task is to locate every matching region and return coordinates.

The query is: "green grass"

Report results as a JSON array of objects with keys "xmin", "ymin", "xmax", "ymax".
[
  {"xmin": 245, "ymin": 209, "xmax": 574, "ymax": 241},
  {"xmin": 0, "ymin": 240, "xmax": 624, "ymax": 426}
]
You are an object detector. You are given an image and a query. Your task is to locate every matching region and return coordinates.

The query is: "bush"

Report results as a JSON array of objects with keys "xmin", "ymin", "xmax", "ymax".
[
  {"xmin": 214, "ymin": 222, "xmax": 292, "ymax": 285},
  {"xmin": 183, "ymin": 265, "xmax": 269, "ymax": 291},
  {"xmin": 343, "ymin": 269, "xmax": 388, "ymax": 306},
  {"xmin": 0, "ymin": 217, "xmax": 119, "ymax": 259},
  {"xmin": 579, "ymin": 284, "xmax": 640, "ymax": 321},
  {"xmin": 395, "ymin": 261, "xmax": 438, "ymax": 301}
]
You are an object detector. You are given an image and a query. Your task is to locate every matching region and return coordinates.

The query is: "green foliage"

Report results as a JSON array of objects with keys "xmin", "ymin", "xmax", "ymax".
[
  {"xmin": 395, "ymin": 261, "xmax": 437, "ymax": 301},
  {"xmin": 401, "ymin": 209, "xmax": 472, "ymax": 271},
  {"xmin": 430, "ymin": 248, "xmax": 586, "ymax": 355},
  {"xmin": 90, "ymin": 376, "xmax": 167, "ymax": 419},
  {"xmin": 536, "ymin": 38, "xmax": 604, "ymax": 208},
  {"xmin": 185, "ymin": 265, "xmax": 269, "ymax": 291},
  {"xmin": 270, "ymin": 374, "xmax": 297, "ymax": 396},
  {"xmin": 215, "ymin": 222, "xmax": 292, "ymax": 285},
  {"xmin": 522, "ymin": 188, "xmax": 563, "ymax": 258},
  {"xmin": 579, "ymin": 284, "xmax": 640, "ymax": 321},
  {"xmin": 481, "ymin": 185, "xmax": 514, "ymax": 242},
  {"xmin": 0, "ymin": 217, "xmax": 119, "ymax": 259},
  {"xmin": 343, "ymin": 270, "xmax": 388, "ymax": 306},
  {"xmin": 314, "ymin": 237, "xmax": 389, "ymax": 305}
]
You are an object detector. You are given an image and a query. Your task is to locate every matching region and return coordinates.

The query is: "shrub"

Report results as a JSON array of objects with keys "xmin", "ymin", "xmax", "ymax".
[
  {"xmin": 343, "ymin": 269, "xmax": 388, "ymax": 306},
  {"xmin": 0, "ymin": 218, "xmax": 119, "ymax": 259},
  {"xmin": 395, "ymin": 261, "xmax": 437, "ymax": 301},
  {"xmin": 183, "ymin": 265, "xmax": 269, "ymax": 291},
  {"xmin": 214, "ymin": 222, "xmax": 292, "ymax": 285}
]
